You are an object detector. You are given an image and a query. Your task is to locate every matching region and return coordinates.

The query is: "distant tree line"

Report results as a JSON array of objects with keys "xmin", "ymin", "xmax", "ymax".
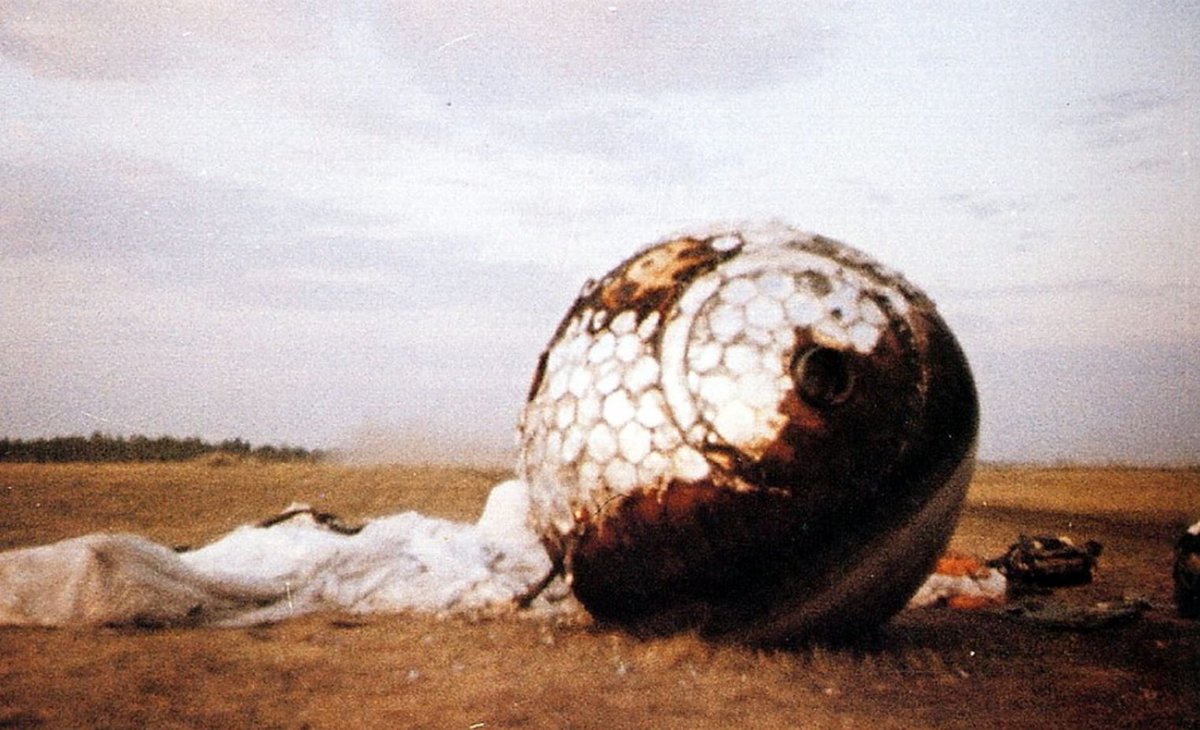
[{"xmin": 0, "ymin": 433, "xmax": 324, "ymax": 463}]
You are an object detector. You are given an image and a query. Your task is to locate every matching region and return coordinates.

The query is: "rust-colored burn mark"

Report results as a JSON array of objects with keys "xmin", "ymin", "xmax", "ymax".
[
  {"xmin": 569, "ymin": 478, "xmax": 810, "ymax": 622},
  {"xmin": 731, "ymin": 312, "xmax": 925, "ymax": 519},
  {"xmin": 524, "ymin": 350, "xmax": 549, "ymax": 403},
  {"xmin": 541, "ymin": 235, "xmax": 741, "ymax": 348},
  {"xmin": 753, "ymin": 390, "xmax": 821, "ymax": 469},
  {"xmin": 709, "ymin": 329, "xmax": 826, "ymax": 465},
  {"xmin": 796, "ymin": 270, "xmax": 832, "ymax": 297},
  {"xmin": 596, "ymin": 237, "xmax": 739, "ymax": 321},
  {"xmin": 702, "ymin": 445, "xmax": 741, "ymax": 473}
]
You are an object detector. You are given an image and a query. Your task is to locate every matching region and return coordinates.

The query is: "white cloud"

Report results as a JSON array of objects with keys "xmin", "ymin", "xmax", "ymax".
[
  {"xmin": 0, "ymin": 1, "xmax": 1197, "ymax": 462},
  {"xmin": 375, "ymin": 1, "xmax": 830, "ymax": 101},
  {"xmin": 0, "ymin": 0, "xmax": 338, "ymax": 80}
]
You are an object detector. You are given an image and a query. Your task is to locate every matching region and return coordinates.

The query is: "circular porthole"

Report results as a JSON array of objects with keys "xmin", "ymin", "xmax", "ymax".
[{"xmin": 792, "ymin": 346, "xmax": 854, "ymax": 407}]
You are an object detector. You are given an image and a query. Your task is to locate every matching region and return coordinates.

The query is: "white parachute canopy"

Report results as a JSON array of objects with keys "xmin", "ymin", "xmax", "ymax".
[
  {"xmin": 0, "ymin": 480, "xmax": 560, "ymax": 627},
  {"xmin": 0, "ymin": 476, "xmax": 1000, "ymax": 629}
]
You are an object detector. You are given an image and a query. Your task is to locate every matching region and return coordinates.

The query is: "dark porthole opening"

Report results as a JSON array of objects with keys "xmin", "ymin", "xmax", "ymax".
[{"xmin": 792, "ymin": 346, "xmax": 854, "ymax": 408}]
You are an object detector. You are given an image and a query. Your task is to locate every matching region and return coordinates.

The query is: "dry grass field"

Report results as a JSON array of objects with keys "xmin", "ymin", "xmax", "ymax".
[{"xmin": 1, "ymin": 461, "xmax": 1198, "ymax": 728}]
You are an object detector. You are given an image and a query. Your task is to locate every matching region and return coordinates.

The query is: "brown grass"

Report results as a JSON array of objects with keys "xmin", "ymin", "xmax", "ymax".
[{"xmin": 1, "ymin": 463, "xmax": 1198, "ymax": 728}]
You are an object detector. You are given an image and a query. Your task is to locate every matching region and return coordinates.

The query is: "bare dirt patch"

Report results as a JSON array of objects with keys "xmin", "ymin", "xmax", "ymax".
[{"xmin": 1, "ymin": 463, "xmax": 1197, "ymax": 728}]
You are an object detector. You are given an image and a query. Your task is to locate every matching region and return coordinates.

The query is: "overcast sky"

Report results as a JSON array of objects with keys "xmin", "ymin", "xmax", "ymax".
[{"xmin": 1, "ymin": 1, "xmax": 1196, "ymax": 465}]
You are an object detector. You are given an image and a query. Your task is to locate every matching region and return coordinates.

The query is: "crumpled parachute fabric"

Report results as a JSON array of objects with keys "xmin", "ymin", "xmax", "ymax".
[{"xmin": 0, "ymin": 480, "xmax": 557, "ymax": 627}]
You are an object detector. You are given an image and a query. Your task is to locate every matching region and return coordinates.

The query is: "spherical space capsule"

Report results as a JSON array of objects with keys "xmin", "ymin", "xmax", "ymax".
[{"xmin": 518, "ymin": 223, "xmax": 978, "ymax": 643}]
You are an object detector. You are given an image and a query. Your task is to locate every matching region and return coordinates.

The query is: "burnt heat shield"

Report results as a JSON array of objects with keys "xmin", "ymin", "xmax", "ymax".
[{"xmin": 518, "ymin": 222, "xmax": 979, "ymax": 644}]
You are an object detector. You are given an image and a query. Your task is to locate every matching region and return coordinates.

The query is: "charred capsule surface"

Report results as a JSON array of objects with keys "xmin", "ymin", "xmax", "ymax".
[{"xmin": 518, "ymin": 223, "xmax": 978, "ymax": 643}]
